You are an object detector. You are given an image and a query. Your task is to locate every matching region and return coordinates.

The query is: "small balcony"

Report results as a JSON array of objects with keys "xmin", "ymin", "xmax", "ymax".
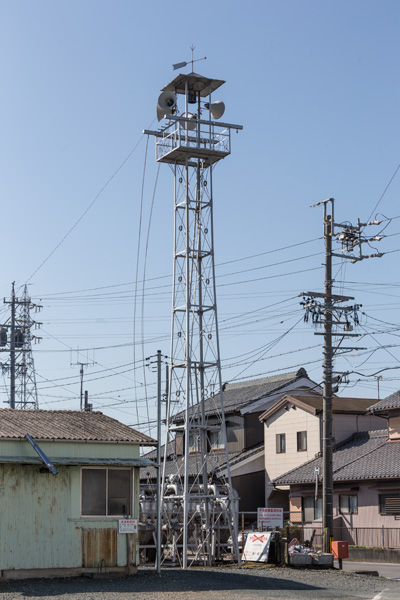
[{"xmin": 155, "ymin": 121, "xmax": 231, "ymax": 166}]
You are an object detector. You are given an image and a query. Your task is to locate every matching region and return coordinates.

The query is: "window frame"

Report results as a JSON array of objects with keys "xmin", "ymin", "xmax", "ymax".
[
  {"xmin": 208, "ymin": 428, "xmax": 226, "ymax": 450},
  {"xmin": 276, "ymin": 433, "xmax": 286, "ymax": 454},
  {"xmin": 339, "ymin": 494, "xmax": 358, "ymax": 515},
  {"xmin": 81, "ymin": 467, "xmax": 134, "ymax": 518},
  {"xmin": 297, "ymin": 430, "xmax": 307, "ymax": 452},
  {"xmin": 379, "ymin": 493, "xmax": 400, "ymax": 515},
  {"xmin": 189, "ymin": 432, "xmax": 200, "ymax": 453},
  {"xmin": 302, "ymin": 496, "xmax": 322, "ymax": 522}
]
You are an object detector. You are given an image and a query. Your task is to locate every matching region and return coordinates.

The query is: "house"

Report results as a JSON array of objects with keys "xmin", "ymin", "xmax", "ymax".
[
  {"xmin": 271, "ymin": 389, "xmax": 400, "ymax": 547},
  {"xmin": 143, "ymin": 368, "xmax": 320, "ymax": 512},
  {"xmin": 259, "ymin": 393, "xmax": 385, "ymax": 510},
  {"xmin": 0, "ymin": 409, "xmax": 156, "ymax": 580}
]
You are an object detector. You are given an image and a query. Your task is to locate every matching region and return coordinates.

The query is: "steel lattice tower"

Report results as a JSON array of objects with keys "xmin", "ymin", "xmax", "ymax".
[
  {"xmin": 2, "ymin": 284, "xmax": 41, "ymax": 409},
  {"xmin": 145, "ymin": 70, "xmax": 242, "ymax": 567}
]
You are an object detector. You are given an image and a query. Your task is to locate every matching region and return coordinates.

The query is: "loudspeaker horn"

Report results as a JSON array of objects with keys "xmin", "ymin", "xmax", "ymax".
[
  {"xmin": 156, "ymin": 91, "xmax": 177, "ymax": 121},
  {"xmin": 180, "ymin": 112, "xmax": 197, "ymax": 130},
  {"xmin": 205, "ymin": 100, "xmax": 225, "ymax": 120}
]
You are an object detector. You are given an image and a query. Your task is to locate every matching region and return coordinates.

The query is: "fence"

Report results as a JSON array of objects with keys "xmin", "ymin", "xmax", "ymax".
[{"xmin": 238, "ymin": 511, "xmax": 400, "ymax": 549}]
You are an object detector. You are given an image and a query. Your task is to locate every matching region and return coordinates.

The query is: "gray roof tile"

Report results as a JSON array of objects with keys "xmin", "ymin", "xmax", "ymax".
[
  {"xmin": 173, "ymin": 369, "xmax": 310, "ymax": 421},
  {"xmin": 0, "ymin": 409, "xmax": 156, "ymax": 445},
  {"xmin": 369, "ymin": 390, "xmax": 400, "ymax": 412},
  {"xmin": 273, "ymin": 430, "xmax": 390, "ymax": 485}
]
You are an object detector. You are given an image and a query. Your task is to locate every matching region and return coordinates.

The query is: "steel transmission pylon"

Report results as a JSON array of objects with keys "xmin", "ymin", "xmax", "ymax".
[
  {"xmin": 2, "ymin": 283, "xmax": 42, "ymax": 409},
  {"xmin": 145, "ymin": 68, "xmax": 242, "ymax": 567}
]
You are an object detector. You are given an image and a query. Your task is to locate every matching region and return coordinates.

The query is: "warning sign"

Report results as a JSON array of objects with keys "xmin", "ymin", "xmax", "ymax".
[
  {"xmin": 118, "ymin": 519, "xmax": 138, "ymax": 534},
  {"xmin": 257, "ymin": 507, "xmax": 283, "ymax": 529},
  {"xmin": 242, "ymin": 532, "xmax": 272, "ymax": 562}
]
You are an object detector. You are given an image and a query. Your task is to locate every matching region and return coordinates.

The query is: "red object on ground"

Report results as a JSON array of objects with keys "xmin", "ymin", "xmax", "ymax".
[{"xmin": 331, "ymin": 541, "xmax": 349, "ymax": 559}]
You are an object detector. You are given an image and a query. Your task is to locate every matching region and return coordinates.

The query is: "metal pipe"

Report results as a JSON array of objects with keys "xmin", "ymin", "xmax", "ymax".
[{"xmin": 156, "ymin": 349, "xmax": 162, "ymax": 574}]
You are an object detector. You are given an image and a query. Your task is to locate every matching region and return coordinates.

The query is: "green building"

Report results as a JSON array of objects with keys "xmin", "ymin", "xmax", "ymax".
[{"xmin": 0, "ymin": 409, "xmax": 156, "ymax": 579}]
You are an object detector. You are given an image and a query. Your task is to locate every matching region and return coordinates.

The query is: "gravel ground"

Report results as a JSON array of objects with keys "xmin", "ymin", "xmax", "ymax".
[{"xmin": 0, "ymin": 565, "xmax": 399, "ymax": 600}]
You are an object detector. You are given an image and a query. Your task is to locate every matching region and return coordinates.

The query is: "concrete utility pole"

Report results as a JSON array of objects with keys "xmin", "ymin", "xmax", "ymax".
[
  {"xmin": 302, "ymin": 197, "xmax": 384, "ymax": 552},
  {"xmin": 322, "ymin": 205, "xmax": 334, "ymax": 548},
  {"xmin": 156, "ymin": 349, "xmax": 162, "ymax": 575},
  {"xmin": 71, "ymin": 357, "xmax": 94, "ymax": 411},
  {"xmin": 10, "ymin": 282, "xmax": 16, "ymax": 409}
]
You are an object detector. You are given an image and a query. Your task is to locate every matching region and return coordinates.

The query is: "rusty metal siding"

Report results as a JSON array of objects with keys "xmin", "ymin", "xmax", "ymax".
[
  {"xmin": 0, "ymin": 462, "xmax": 141, "ymax": 572},
  {"xmin": 0, "ymin": 463, "xmax": 81, "ymax": 570}
]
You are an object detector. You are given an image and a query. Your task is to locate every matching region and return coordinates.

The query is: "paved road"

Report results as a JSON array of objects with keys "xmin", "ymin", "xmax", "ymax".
[
  {"xmin": 0, "ymin": 566, "xmax": 399, "ymax": 600},
  {"xmin": 339, "ymin": 560, "xmax": 400, "ymax": 580}
]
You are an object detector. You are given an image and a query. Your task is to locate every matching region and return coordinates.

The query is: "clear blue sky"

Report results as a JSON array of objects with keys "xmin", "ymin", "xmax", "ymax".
[{"xmin": 0, "ymin": 0, "xmax": 399, "ymax": 435}]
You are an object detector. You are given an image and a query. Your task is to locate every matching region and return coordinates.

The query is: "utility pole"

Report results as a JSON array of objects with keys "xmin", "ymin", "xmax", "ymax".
[
  {"xmin": 10, "ymin": 282, "xmax": 16, "ymax": 409},
  {"xmin": 301, "ymin": 197, "xmax": 384, "ymax": 552},
  {"xmin": 145, "ymin": 350, "xmax": 167, "ymax": 573},
  {"xmin": 71, "ymin": 354, "xmax": 94, "ymax": 411},
  {"xmin": 2, "ymin": 283, "xmax": 42, "ymax": 409},
  {"xmin": 323, "ymin": 205, "xmax": 334, "ymax": 550},
  {"xmin": 156, "ymin": 349, "xmax": 162, "ymax": 575}
]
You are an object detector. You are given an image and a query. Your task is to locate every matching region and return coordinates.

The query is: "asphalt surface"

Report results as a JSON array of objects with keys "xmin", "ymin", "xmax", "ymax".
[
  {"xmin": 339, "ymin": 560, "xmax": 400, "ymax": 580},
  {"xmin": 0, "ymin": 565, "xmax": 399, "ymax": 600}
]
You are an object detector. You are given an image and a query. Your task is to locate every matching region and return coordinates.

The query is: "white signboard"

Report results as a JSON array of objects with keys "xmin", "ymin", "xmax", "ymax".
[
  {"xmin": 257, "ymin": 507, "xmax": 283, "ymax": 529},
  {"xmin": 118, "ymin": 519, "xmax": 138, "ymax": 534},
  {"xmin": 242, "ymin": 532, "xmax": 272, "ymax": 562}
]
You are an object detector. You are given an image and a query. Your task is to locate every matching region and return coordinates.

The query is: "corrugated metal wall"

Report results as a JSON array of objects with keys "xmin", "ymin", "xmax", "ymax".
[{"xmin": 0, "ymin": 462, "xmax": 139, "ymax": 572}]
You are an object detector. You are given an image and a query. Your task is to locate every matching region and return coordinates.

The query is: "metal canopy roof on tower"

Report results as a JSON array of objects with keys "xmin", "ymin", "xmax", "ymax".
[{"xmin": 161, "ymin": 72, "xmax": 225, "ymax": 97}]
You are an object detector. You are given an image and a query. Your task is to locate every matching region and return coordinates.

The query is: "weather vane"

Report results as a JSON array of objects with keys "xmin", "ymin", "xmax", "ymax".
[{"xmin": 172, "ymin": 45, "xmax": 207, "ymax": 72}]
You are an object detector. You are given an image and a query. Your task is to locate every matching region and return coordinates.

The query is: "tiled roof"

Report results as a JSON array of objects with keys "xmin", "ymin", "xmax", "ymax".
[
  {"xmin": 141, "ymin": 450, "xmax": 240, "ymax": 481},
  {"xmin": 369, "ymin": 390, "xmax": 400, "ymax": 412},
  {"xmin": 0, "ymin": 409, "xmax": 156, "ymax": 446},
  {"xmin": 273, "ymin": 430, "xmax": 390, "ymax": 485},
  {"xmin": 215, "ymin": 442, "xmax": 265, "ymax": 474},
  {"xmin": 172, "ymin": 368, "xmax": 310, "ymax": 421}
]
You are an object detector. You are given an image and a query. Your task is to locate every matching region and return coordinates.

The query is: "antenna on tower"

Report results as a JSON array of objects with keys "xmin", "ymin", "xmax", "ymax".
[{"xmin": 172, "ymin": 45, "xmax": 207, "ymax": 72}]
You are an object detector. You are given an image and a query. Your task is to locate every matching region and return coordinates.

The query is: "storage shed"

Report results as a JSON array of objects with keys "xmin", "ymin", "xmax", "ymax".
[{"xmin": 0, "ymin": 409, "xmax": 156, "ymax": 580}]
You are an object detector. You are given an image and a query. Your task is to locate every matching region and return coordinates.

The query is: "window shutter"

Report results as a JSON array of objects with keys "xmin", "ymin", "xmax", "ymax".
[{"xmin": 385, "ymin": 497, "xmax": 400, "ymax": 515}]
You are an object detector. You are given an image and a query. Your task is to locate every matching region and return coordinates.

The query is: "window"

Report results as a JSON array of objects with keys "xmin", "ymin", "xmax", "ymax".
[
  {"xmin": 209, "ymin": 429, "xmax": 226, "ymax": 450},
  {"xmin": 276, "ymin": 433, "xmax": 286, "ymax": 454},
  {"xmin": 302, "ymin": 496, "xmax": 322, "ymax": 522},
  {"xmin": 81, "ymin": 468, "xmax": 132, "ymax": 516},
  {"xmin": 297, "ymin": 431, "xmax": 307, "ymax": 452},
  {"xmin": 189, "ymin": 433, "xmax": 200, "ymax": 452},
  {"xmin": 379, "ymin": 493, "xmax": 400, "ymax": 515},
  {"xmin": 339, "ymin": 495, "xmax": 358, "ymax": 515}
]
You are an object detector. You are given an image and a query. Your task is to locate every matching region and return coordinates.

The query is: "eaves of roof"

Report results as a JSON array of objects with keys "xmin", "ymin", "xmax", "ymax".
[
  {"xmin": 273, "ymin": 430, "xmax": 389, "ymax": 486},
  {"xmin": 259, "ymin": 395, "xmax": 320, "ymax": 422},
  {"xmin": 0, "ymin": 456, "xmax": 156, "ymax": 468}
]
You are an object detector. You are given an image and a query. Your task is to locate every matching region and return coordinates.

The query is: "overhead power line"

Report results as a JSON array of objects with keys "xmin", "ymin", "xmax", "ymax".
[{"xmin": 25, "ymin": 123, "xmax": 155, "ymax": 284}]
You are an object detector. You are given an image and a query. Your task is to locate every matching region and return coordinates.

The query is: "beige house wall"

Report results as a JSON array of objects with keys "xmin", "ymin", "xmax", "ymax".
[
  {"xmin": 389, "ymin": 416, "xmax": 400, "ymax": 440},
  {"xmin": 264, "ymin": 406, "xmax": 321, "ymax": 482}
]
